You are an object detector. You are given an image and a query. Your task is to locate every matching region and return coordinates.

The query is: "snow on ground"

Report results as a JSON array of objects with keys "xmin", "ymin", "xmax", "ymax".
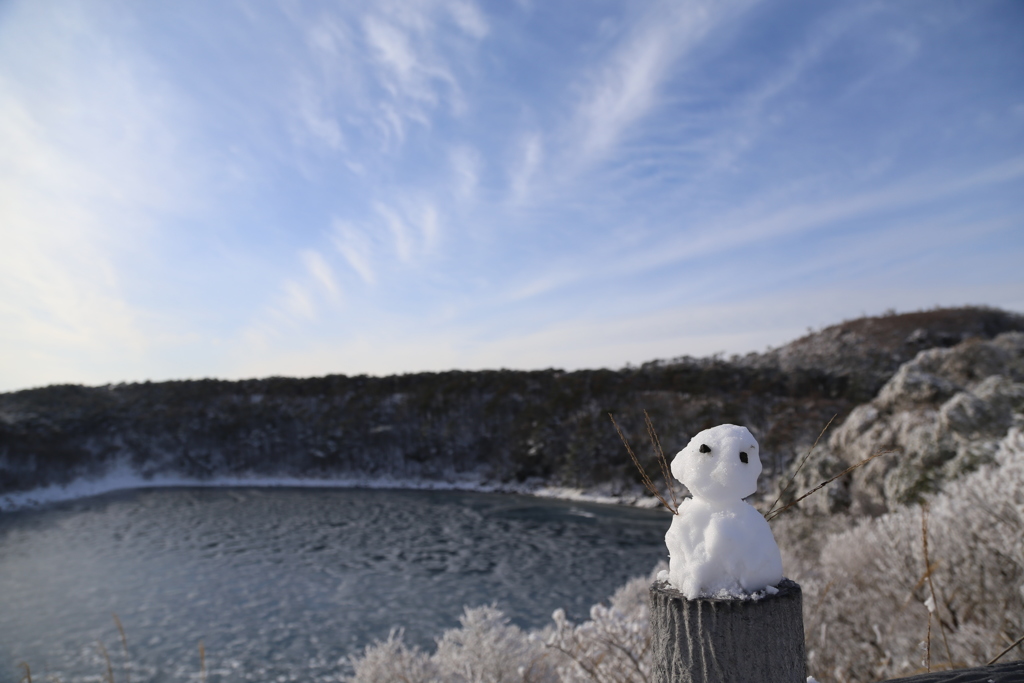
[{"xmin": 0, "ymin": 468, "xmax": 664, "ymax": 512}]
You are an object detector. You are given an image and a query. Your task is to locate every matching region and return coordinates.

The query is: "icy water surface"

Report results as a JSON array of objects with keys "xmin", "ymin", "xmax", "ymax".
[{"xmin": 0, "ymin": 487, "xmax": 668, "ymax": 682}]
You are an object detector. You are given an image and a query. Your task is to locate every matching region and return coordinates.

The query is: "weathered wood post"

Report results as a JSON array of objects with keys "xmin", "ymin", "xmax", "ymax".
[{"xmin": 650, "ymin": 578, "xmax": 806, "ymax": 683}]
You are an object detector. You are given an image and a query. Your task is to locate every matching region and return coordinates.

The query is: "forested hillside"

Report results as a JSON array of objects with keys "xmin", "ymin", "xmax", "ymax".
[{"xmin": 2, "ymin": 306, "xmax": 1022, "ymax": 514}]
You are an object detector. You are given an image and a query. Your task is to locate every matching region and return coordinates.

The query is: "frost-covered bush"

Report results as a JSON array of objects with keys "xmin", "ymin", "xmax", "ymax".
[
  {"xmin": 544, "ymin": 570, "xmax": 654, "ymax": 683},
  {"xmin": 349, "ymin": 428, "xmax": 1024, "ymax": 683},
  {"xmin": 347, "ymin": 629, "xmax": 441, "ymax": 682},
  {"xmin": 346, "ymin": 568, "xmax": 659, "ymax": 683},
  {"xmin": 801, "ymin": 428, "xmax": 1024, "ymax": 682},
  {"xmin": 347, "ymin": 607, "xmax": 559, "ymax": 683},
  {"xmin": 434, "ymin": 606, "xmax": 557, "ymax": 683}
]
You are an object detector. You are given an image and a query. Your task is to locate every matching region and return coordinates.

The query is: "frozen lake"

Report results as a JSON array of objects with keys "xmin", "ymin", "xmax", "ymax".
[{"xmin": 0, "ymin": 487, "xmax": 669, "ymax": 682}]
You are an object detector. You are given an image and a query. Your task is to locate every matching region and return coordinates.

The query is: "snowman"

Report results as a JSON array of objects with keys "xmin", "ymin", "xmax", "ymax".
[{"xmin": 664, "ymin": 424, "xmax": 783, "ymax": 599}]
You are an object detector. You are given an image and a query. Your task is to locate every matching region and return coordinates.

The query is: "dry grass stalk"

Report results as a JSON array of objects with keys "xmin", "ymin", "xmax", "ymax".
[
  {"xmin": 925, "ymin": 606, "xmax": 932, "ymax": 672},
  {"xmin": 765, "ymin": 449, "xmax": 892, "ymax": 522},
  {"xmin": 921, "ymin": 504, "xmax": 954, "ymax": 670},
  {"xmin": 644, "ymin": 410, "xmax": 678, "ymax": 512},
  {"xmin": 925, "ymin": 540, "xmax": 933, "ymax": 671},
  {"xmin": 199, "ymin": 641, "xmax": 206, "ymax": 683},
  {"xmin": 899, "ymin": 561, "xmax": 940, "ymax": 614},
  {"xmin": 765, "ymin": 414, "xmax": 837, "ymax": 519},
  {"xmin": 909, "ymin": 562, "xmax": 940, "ymax": 596},
  {"xmin": 988, "ymin": 632, "xmax": 1024, "ymax": 665},
  {"xmin": 609, "ymin": 412, "xmax": 677, "ymax": 514},
  {"xmin": 97, "ymin": 641, "xmax": 114, "ymax": 683},
  {"xmin": 112, "ymin": 613, "xmax": 130, "ymax": 683},
  {"xmin": 18, "ymin": 662, "xmax": 31, "ymax": 683}
]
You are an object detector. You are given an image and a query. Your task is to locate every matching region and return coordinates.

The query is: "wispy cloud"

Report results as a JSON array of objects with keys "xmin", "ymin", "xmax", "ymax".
[
  {"xmin": 450, "ymin": 145, "xmax": 481, "ymax": 201},
  {"xmin": 281, "ymin": 280, "xmax": 316, "ymax": 320},
  {"xmin": 572, "ymin": 0, "xmax": 734, "ymax": 161},
  {"xmin": 497, "ymin": 154, "xmax": 1024, "ymax": 308},
  {"xmin": 364, "ymin": 17, "xmax": 424, "ymax": 97},
  {"xmin": 331, "ymin": 219, "xmax": 377, "ymax": 285},
  {"xmin": 692, "ymin": 4, "xmax": 880, "ymax": 173},
  {"xmin": 447, "ymin": 0, "xmax": 489, "ymax": 39},
  {"xmin": 287, "ymin": 13, "xmax": 361, "ymax": 153},
  {"xmin": 638, "ymin": 156, "xmax": 1024, "ymax": 271},
  {"xmin": 292, "ymin": 75, "xmax": 346, "ymax": 150},
  {"xmin": 287, "ymin": 0, "xmax": 489, "ymax": 157},
  {"xmin": 419, "ymin": 203, "xmax": 441, "ymax": 251},
  {"xmin": 361, "ymin": 10, "xmax": 466, "ymax": 119},
  {"xmin": 576, "ymin": 31, "xmax": 674, "ymax": 158},
  {"xmin": 375, "ymin": 103, "xmax": 409, "ymax": 149},
  {"xmin": 509, "ymin": 133, "xmax": 543, "ymax": 204},
  {"xmin": 294, "ymin": 79, "xmax": 346, "ymax": 150},
  {"xmin": 377, "ymin": 203, "xmax": 415, "ymax": 263},
  {"xmin": 301, "ymin": 249, "xmax": 341, "ymax": 301},
  {"xmin": 247, "ymin": 253, "xmax": 344, "ymax": 339},
  {"xmin": 368, "ymin": 200, "xmax": 443, "ymax": 264}
]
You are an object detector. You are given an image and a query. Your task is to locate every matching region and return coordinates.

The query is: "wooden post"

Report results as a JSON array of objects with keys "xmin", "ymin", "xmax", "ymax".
[{"xmin": 650, "ymin": 579, "xmax": 806, "ymax": 683}]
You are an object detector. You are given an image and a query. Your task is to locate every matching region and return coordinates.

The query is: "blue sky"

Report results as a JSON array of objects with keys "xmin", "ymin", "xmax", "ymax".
[{"xmin": 1, "ymin": 0, "xmax": 1022, "ymax": 391}]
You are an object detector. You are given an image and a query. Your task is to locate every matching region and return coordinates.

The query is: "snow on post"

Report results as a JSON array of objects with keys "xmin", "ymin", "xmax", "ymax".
[{"xmin": 651, "ymin": 424, "xmax": 805, "ymax": 683}]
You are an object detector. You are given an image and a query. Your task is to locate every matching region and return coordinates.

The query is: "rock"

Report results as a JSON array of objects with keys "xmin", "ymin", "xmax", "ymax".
[
  {"xmin": 939, "ymin": 380, "xmax": 1013, "ymax": 437},
  {"xmin": 825, "ymin": 332, "xmax": 1024, "ymax": 513},
  {"xmin": 876, "ymin": 360, "xmax": 961, "ymax": 410}
]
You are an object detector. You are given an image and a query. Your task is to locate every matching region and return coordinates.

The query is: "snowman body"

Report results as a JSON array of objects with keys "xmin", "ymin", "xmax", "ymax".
[{"xmin": 665, "ymin": 424, "xmax": 783, "ymax": 599}]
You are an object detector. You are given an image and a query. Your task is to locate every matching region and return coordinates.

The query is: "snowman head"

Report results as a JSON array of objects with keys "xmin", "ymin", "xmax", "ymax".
[{"xmin": 671, "ymin": 424, "xmax": 762, "ymax": 503}]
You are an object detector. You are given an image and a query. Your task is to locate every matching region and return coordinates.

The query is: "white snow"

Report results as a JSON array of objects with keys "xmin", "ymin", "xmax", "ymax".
[
  {"xmin": 0, "ymin": 467, "xmax": 506, "ymax": 511},
  {"xmin": 664, "ymin": 424, "xmax": 784, "ymax": 599},
  {"xmin": 0, "ymin": 468, "xmax": 664, "ymax": 513}
]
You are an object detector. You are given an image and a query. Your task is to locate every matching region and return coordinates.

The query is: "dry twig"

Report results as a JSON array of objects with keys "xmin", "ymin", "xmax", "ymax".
[
  {"xmin": 113, "ymin": 613, "xmax": 130, "ymax": 683},
  {"xmin": 921, "ymin": 504, "xmax": 954, "ymax": 669},
  {"xmin": 765, "ymin": 449, "xmax": 892, "ymax": 522},
  {"xmin": 644, "ymin": 410, "xmax": 677, "ymax": 512},
  {"xmin": 97, "ymin": 642, "xmax": 114, "ymax": 683},
  {"xmin": 765, "ymin": 414, "xmax": 837, "ymax": 519},
  {"xmin": 609, "ymin": 413, "xmax": 678, "ymax": 514},
  {"xmin": 988, "ymin": 632, "xmax": 1024, "ymax": 665}
]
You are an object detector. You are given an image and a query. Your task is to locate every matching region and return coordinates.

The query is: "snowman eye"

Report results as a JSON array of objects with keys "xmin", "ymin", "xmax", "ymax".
[
  {"xmin": 699, "ymin": 444, "xmax": 711, "ymax": 454},
  {"xmin": 739, "ymin": 451, "xmax": 748, "ymax": 464}
]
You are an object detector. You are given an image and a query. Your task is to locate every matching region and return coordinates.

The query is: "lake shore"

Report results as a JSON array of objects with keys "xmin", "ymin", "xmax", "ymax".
[{"xmin": 0, "ymin": 469, "xmax": 666, "ymax": 513}]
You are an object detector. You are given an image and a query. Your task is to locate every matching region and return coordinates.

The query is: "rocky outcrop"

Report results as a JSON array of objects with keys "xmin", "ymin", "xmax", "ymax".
[
  {"xmin": 792, "ymin": 332, "xmax": 1024, "ymax": 515},
  {"xmin": 744, "ymin": 306, "xmax": 1024, "ymax": 402}
]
